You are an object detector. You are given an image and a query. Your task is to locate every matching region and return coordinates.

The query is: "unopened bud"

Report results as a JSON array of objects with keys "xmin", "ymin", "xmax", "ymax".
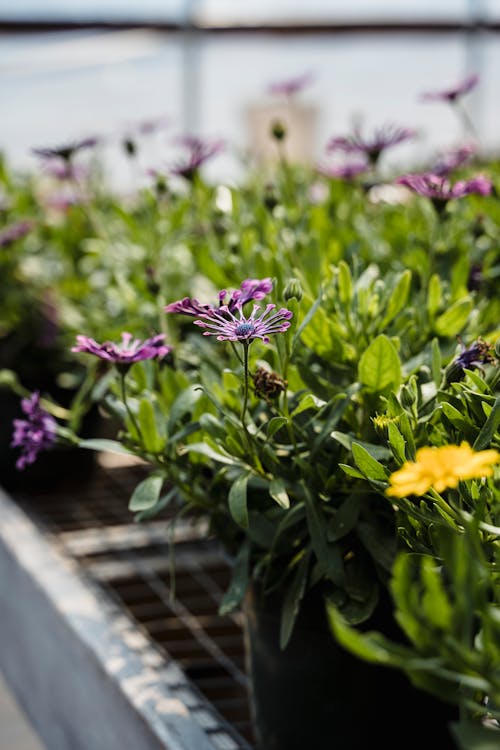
[
  {"xmin": 283, "ymin": 278, "xmax": 303, "ymax": 302},
  {"xmin": 271, "ymin": 120, "xmax": 286, "ymax": 142}
]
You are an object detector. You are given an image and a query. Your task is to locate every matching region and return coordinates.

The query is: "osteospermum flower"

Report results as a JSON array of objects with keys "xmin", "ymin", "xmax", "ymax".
[
  {"xmin": 396, "ymin": 173, "xmax": 492, "ymax": 205},
  {"xmin": 431, "ymin": 143, "xmax": 476, "ymax": 176},
  {"xmin": 444, "ymin": 338, "xmax": 495, "ymax": 383},
  {"xmin": 170, "ymin": 135, "xmax": 224, "ymax": 181},
  {"xmin": 193, "ymin": 303, "xmax": 293, "ymax": 344},
  {"xmin": 165, "ymin": 278, "xmax": 274, "ymax": 317},
  {"xmin": 0, "ymin": 220, "xmax": 34, "ymax": 248},
  {"xmin": 72, "ymin": 332, "xmax": 171, "ymax": 366},
  {"xmin": 11, "ymin": 392, "xmax": 57, "ymax": 470},
  {"xmin": 420, "ymin": 74, "xmax": 479, "ymax": 103},
  {"xmin": 268, "ymin": 71, "xmax": 315, "ymax": 97},
  {"xmin": 317, "ymin": 161, "xmax": 368, "ymax": 181},
  {"xmin": 32, "ymin": 137, "xmax": 98, "ymax": 162},
  {"xmin": 386, "ymin": 442, "xmax": 500, "ymax": 498},
  {"xmin": 327, "ymin": 124, "xmax": 416, "ymax": 165}
]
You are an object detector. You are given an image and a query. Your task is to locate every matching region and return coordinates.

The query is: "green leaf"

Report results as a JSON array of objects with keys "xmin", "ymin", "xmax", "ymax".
[
  {"xmin": 380, "ymin": 269, "xmax": 411, "ymax": 328},
  {"xmin": 473, "ymin": 396, "xmax": 500, "ymax": 451},
  {"xmin": 387, "ymin": 422, "xmax": 407, "ymax": 464},
  {"xmin": 219, "ymin": 542, "xmax": 250, "ymax": 616},
  {"xmin": 269, "ymin": 478, "xmax": 290, "ymax": 509},
  {"xmin": 304, "ymin": 486, "xmax": 345, "ymax": 586},
  {"xmin": 267, "ymin": 416, "xmax": 289, "ymax": 439},
  {"xmin": 167, "ymin": 385, "xmax": 202, "ymax": 432},
  {"xmin": 179, "ymin": 441, "xmax": 242, "ymax": 465},
  {"xmin": 78, "ymin": 438, "xmax": 136, "ymax": 456},
  {"xmin": 338, "ymin": 463, "xmax": 366, "ymax": 480},
  {"xmin": 129, "ymin": 473, "xmax": 164, "ymax": 511},
  {"xmin": 291, "ymin": 392, "xmax": 327, "ymax": 417},
  {"xmin": 337, "ymin": 260, "xmax": 353, "ymax": 307},
  {"xmin": 358, "ymin": 334, "xmax": 402, "ymax": 393},
  {"xmin": 450, "ymin": 719, "xmax": 500, "ymax": 750},
  {"xmin": 280, "ymin": 551, "xmax": 310, "ymax": 649},
  {"xmin": 434, "ymin": 297, "xmax": 473, "ymax": 337},
  {"xmin": 431, "ymin": 337, "xmax": 442, "ymax": 387},
  {"xmin": 351, "ymin": 442, "xmax": 389, "ymax": 481},
  {"xmin": 138, "ymin": 398, "xmax": 164, "ymax": 452},
  {"xmin": 426, "ymin": 273, "xmax": 442, "ymax": 320},
  {"xmin": 228, "ymin": 472, "xmax": 250, "ymax": 528},
  {"xmin": 328, "ymin": 495, "xmax": 362, "ymax": 542}
]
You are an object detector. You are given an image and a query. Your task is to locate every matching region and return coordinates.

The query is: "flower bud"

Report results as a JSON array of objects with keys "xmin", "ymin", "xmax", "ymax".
[
  {"xmin": 283, "ymin": 278, "xmax": 303, "ymax": 302},
  {"xmin": 270, "ymin": 120, "xmax": 286, "ymax": 142},
  {"xmin": 400, "ymin": 384, "xmax": 416, "ymax": 409}
]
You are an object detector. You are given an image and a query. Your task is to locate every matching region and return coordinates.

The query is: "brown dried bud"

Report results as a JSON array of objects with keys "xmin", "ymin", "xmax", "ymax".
[{"xmin": 253, "ymin": 367, "xmax": 287, "ymax": 400}]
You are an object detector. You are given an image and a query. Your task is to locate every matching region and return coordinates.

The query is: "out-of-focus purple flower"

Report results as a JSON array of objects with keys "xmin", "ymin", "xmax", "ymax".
[
  {"xmin": 432, "ymin": 143, "xmax": 477, "ymax": 176},
  {"xmin": 420, "ymin": 74, "xmax": 479, "ymax": 103},
  {"xmin": 327, "ymin": 125, "xmax": 416, "ymax": 165},
  {"xmin": 137, "ymin": 115, "xmax": 170, "ymax": 135},
  {"xmin": 268, "ymin": 71, "xmax": 315, "ymax": 97},
  {"xmin": 11, "ymin": 392, "xmax": 57, "ymax": 470},
  {"xmin": 166, "ymin": 278, "xmax": 274, "ymax": 317},
  {"xmin": 396, "ymin": 172, "xmax": 493, "ymax": 203},
  {"xmin": 42, "ymin": 160, "xmax": 88, "ymax": 181},
  {"xmin": 170, "ymin": 135, "xmax": 224, "ymax": 181},
  {"xmin": 222, "ymin": 278, "xmax": 274, "ymax": 312},
  {"xmin": 72, "ymin": 332, "xmax": 171, "ymax": 367},
  {"xmin": 45, "ymin": 190, "xmax": 82, "ymax": 211},
  {"xmin": 164, "ymin": 297, "xmax": 216, "ymax": 317},
  {"xmin": 32, "ymin": 137, "xmax": 98, "ymax": 162},
  {"xmin": 317, "ymin": 161, "xmax": 368, "ymax": 181},
  {"xmin": 445, "ymin": 338, "xmax": 495, "ymax": 383},
  {"xmin": 0, "ymin": 220, "xmax": 34, "ymax": 248},
  {"xmin": 193, "ymin": 303, "xmax": 293, "ymax": 344}
]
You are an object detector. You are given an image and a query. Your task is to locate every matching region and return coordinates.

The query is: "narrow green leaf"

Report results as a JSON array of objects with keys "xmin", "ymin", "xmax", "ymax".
[
  {"xmin": 179, "ymin": 441, "xmax": 241, "ymax": 465},
  {"xmin": 280, "ymin": 552, "xmax": 310, "ymax": 649},
  {"xmin": 358, "ymin": 334, "xmax": 402, "ymax": 393},
  {"xmin": 78, "ymin": 438, "xmax": 136, "ymax": 456},
  {"xmin": 351, "ymin": 442, "xmax": 389, "ymax": 481},
  {"xmin": 129, "ymin": 473, "xmax": 164, "ymax": 511},
  {"xmin": 380, "ymin": 269, "xmax": 411, "ymax": 328},
  {"xmin": 426, "ymin": 273, "xmax": 442, "ymax": 320},
  {"xmin": 431, "ymin": 338, "xmax": 442, "ymax": 387},
  {"xmin": 138, "ymin": 398, "xmax": 164, "ymax": 452},
  {"xmin": 338, "ymin": 463, "xmax": 366, "ymax": 480},
  {"xmin": 269, "ymin": 478, "xmax": 290, "ymax": 509},
  {"xmin": 473, "ymin": 396, "xmax": 500, "ymax": 451},
  {"xmin": 337, "ymin": 260, "xmax": 353, "ymax": 307},
  {"xmin": 219, "ymin": 542, "xmax": 250, "ymax": 615},
  {"xmin": 304, "ymin": 486, "xmax": 345, "ymax": 586},
  {"xmin": 387, "ymin": 422, "xmax": 407, "ymax": 465},
  {"xmin": 228, "ymin": 472, "xmax": 250, "ymax": 528},
  {"xmin": 267, "ymin": 416, "xmax": 289, "ymax": 439},
  {"xmin": 291, "ymin": 392, "xmax": 327, "ymax": 417},
  {"xmin": 434, "ymin": 297, "xmax": 473, "ymax": 337}
]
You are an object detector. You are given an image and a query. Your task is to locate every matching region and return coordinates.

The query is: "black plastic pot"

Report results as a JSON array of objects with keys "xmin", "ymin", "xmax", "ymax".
[{"xmin": 243, "ymin": 582, "xmax": 457, "ymax": 750}]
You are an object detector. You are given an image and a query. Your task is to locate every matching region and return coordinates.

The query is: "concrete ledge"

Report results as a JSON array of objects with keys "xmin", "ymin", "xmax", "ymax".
[{"xmin": 0, "ymin": 487, "xmax": 223, "ymax": 750}]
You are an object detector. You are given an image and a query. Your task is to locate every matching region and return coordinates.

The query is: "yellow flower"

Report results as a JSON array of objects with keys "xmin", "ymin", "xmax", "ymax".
[{"xmin": 386, "ymin": 441, "xmax": 500, "ymax": 498}]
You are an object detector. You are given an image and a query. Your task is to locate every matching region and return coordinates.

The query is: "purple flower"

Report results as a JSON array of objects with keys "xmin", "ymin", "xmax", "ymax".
[
  {"xmin": 42, "ymin": 160, "xmax": 88, "ymax": 181},
  {"xmin": 165, "ymin": 278, "xmax": 274, "ymax": 317},
  {"xmin": 193, "ymin": 303, "xmax": 293, "ymax": 344},
  {"xmin": 268, "ymin": 71, "xmax": 315, "ymax": 97},
  {"xmin": 327, "ymin": 124, "xmax": 416, "ymax": 165},
  {"xmin": 164, "ymin": 297, "xmax": 216, "ymax": 317},
  {"xmin": 11, "ymin": 392, "xmax": 57, "ymax": 470},
  {"xmin": 445, "ymin": 338, "xmax": 495, "ymax": 383},
  {"xmin": 170, "ymin": 135, "xmax": 224, "ymax": 181},
  {"xmin": 0, "ymin": 220, "xmax": 34, "ymax": 248},
  {"xmin": 432, "ymin": 143, "xmax": 476, "ymax": 176},
  {"xmin": 396, "ymin": 172, "xmax": 493, "ymax": 203},
  {"xmin": 317, "ymin": 161, "xmax": 368, "ymax": 181},
  {"xmin": 32, "ymin": 137, "xmax": 98, "ymax": 162},
  {"xmin": 420, "ymin": 74, "xmax": 479, "ymax": 103},
  {"xmin": 72, "ymin": 332, "xmax": 171, "ymax": 366}
]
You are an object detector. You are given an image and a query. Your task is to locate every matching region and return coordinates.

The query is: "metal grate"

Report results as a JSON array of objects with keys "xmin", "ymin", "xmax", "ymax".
[{"xmin": 11, "ymin": 455, "xmax": 256, "ymax": 750}]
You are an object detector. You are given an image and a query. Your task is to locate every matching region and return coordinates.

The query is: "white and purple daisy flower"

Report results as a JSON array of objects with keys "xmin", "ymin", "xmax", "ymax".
[
  {"xmin": 396, "ymin": 172, "xmax": 492, "ymax": 202},
  {"xmin": 420, "ymin": 74, "xmax": 479, "ymax": 103},
  {"xmin": 327, "ymin": 124, "xmax": 416, "ymax": 165},
  {"xmin": 267, "ymin": 71, "xmax": 315, "ymax": 97},
  {"xmin": 170, "ymin": 135, "xmax": 224, "ymax": 181},
  {"xmin": 11, "ymin": 392, "xmax": 57, "ymax": 470},
  {"xmin": 165, "ymin": 278, "xmax": 274, "ymax": 317},
  {"xmin": 193, "ymin": 303, "xmax": 293, "ymax": 344},
  {"xmin": 72, "ymin": 332, "xmax": 171, "ymax": 365}
]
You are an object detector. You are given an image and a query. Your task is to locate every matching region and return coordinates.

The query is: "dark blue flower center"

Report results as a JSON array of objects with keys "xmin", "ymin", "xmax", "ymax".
[{"xmin": 235, "ymin": 322, "xmax": 255, "ymax": 338}]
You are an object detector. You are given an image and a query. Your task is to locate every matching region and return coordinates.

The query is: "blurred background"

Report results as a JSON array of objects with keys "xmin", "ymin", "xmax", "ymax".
[{"xmin": 1, "ymin": 0, "xmax": 499, "ymax": 189}]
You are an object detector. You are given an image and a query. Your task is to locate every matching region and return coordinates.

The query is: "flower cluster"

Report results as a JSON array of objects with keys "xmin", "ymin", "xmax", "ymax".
[{"xmin": 11, "ymin": 392, "xmax": 57, "ymax": 470}]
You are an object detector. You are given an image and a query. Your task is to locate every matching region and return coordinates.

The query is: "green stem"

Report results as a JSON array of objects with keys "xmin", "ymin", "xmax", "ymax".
[
  {"xmin": 120, "ymin": 371, "xmax": 142, "ymax": 444},
  {"xmin": 241, "ymin": 342, "xmax": 250, "ymax": 425}
]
